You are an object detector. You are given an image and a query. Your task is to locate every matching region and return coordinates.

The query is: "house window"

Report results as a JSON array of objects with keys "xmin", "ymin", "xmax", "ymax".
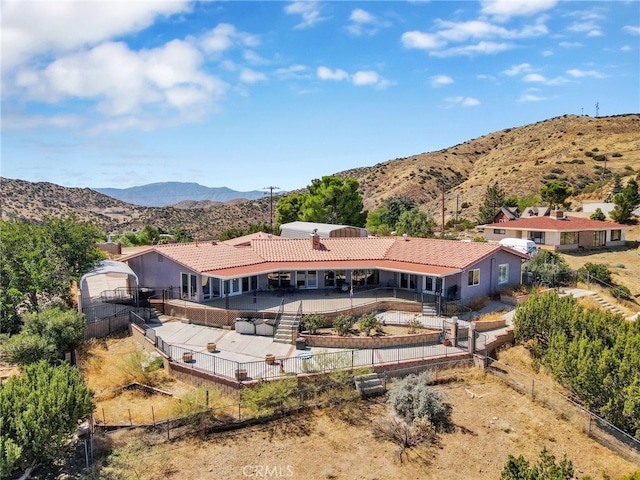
[
  {"xmin": 467, "ymin": 269, "xmax": 480, "ymax": 286},
  {"xmin": 594, "ymin": 231, "xmax": 606, "ymax": 247},
  {"xmin": 181, "ymin": 272, "xmax": 197, "ymax": 299},
  {"xmin": 494, "ymin": 229, "xmax": 506, "ymax": 234},
  {"xmin": 498, "ymin": 264, "xmax": 509, "ymax": 284},
  {"xmin": 400, "ymin": 273, "xmax": 416, "ymax": 290},
  {"xmin": 560, "ymin": 232, "xmax": 579, "ymax": 245},
  {"xmin": 611, "ymin": 230, "xmax": 621, "ymax": 241},
  {"xmin": 531, "ymin": 231, "xmax": 545, "ymax": 244}
]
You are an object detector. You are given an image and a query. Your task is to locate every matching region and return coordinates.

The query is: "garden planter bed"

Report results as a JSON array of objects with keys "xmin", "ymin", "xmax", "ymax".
[{"xmin": 300, "ymin": 329, "xmax": 440, "ymax": 349}]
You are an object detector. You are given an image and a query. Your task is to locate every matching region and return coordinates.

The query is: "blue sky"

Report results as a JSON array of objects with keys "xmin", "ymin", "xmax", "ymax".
[{"xmin": 2, "ymin": 1, "xmax": 639, "ymax": 193}]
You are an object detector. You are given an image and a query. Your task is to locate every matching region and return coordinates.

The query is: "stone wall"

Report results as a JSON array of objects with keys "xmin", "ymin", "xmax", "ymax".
[{"xmin": 473, "ymin": 319, "xmax": 507, "ymax": 332}]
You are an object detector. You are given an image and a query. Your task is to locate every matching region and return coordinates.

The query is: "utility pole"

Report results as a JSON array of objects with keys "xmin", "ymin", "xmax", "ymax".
[
  {"xmin": 441, "ymin": 183, "xmax": 446, "ymax": 237},
  {"xmin": 263, "ymin": 186, "xmax": 280, "ymax": 232}
]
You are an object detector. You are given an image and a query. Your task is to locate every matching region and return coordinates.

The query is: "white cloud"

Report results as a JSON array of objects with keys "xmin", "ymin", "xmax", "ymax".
[
  {"xmin": 566, "ymin": 69, "xmax": 606, "ymax": 78},
  {"xmin": 431, "ymin": 41, "xmax": 514, "ymax": 57},
  {"xmin": 352, "ymin": 70, "xmax": 380, "ymax": 86},
  {"xmin": 13, "ymin": 39, "xmax": 227, "ymax": 127},
  {"xmin": 480, "ymin": 0, "xmax": 557, "ymax": 20},
  {"xmin": 347, "ymin": 8, "xmax": 390, "ymax": 36},
  {"xmin": 317, "ymin": 66, "xmax": 349, "ymax": 81},
  {"xmin": 199, "ymin": 23, "xmax": 260, "ymax": 55},
  {"xmin": 503, "ymin": 63, "xmax": 532, "ymax": 76},
  {"xmin": 402, "ymin": 15, "xmax": 547, "ymax": 57},
  {"xmin": 275, "ymin": 65, "xmax": 310, "ymax": 80},
  {"xmin": 317, "ymin": 67, "xmax": 391, "ymax": 89},
  {"xmin": 402, "ymin": 31, "xmax": 445, "ymax": 50},
  {"xmin": 559, "ymin": 41, "xmax": 583, "ymax": 48},
  {"xmin": 621, "ymin": 45, "xmax": 632, "ymax": 52},
  {"xmin": 430, "ymin": 75, "xmax": 454, "ymax": 87},
  {"xmin": 1, "ymin": 0, "xmax": 192, "ymax": 72},
  {"xmin": 446, "ymin": 96, "xmax": 480, "ymax": 107},
  {"xmin": 517, "ymin": 94, "xmax": 547, "ymax": 102},
  {"xmin": 623, "ymin": 25, "xmax": 640, "ymax": 35},
  {"xmin": 568, "ymin": 21, "xmax": 602, "ymax": 37},
  {"xmin": 2, "ymin": 113, "xmax": 83, "ymax": 130},
  {"xmin": 523, "ymin": 73, "xmax": 547, "ymax": 82},
  {"xmin": 285, "ymin": 2, "xmax": 326, "ymax": 29},
  {"xmin": 350, "ymin": 8, "xmax": 375, "ymax": 24},
  {"xmin": 243, "ymin": 50, "xmax": 270, "ymax": 65},
  {"xmin": 239, "ymin": 68, "xmax": 267, "ymax": 84}
]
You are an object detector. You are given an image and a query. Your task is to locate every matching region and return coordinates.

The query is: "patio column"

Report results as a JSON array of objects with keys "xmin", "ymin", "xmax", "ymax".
[
  {"xmin": 469, "ymin": 322, "xmax": 476, "ymax": 354},
  {"xmin": 451, "ymin": 317, "xmax": 458, "ymax": 347}
]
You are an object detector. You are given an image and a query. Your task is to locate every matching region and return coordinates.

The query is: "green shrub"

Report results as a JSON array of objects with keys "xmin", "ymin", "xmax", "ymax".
[
  {"xmin": 240, "ymin": 378, "xmax": 300, "ymax": 416},
  {"xmin": 577, "ymin": 262, "xmax": 612, "ymax": 285},
  {"xmin": 358, "ymin": 312, "xmax": 380, "ymax": 336},
  {"xmin": 611, "ymin": 285, "xmax": 632, "ymax": 301},
  {"xmin": 302, "ymin": 314, "xmax": 325, "ymax": 334},
  {"xmin": 333, "ymin": 314, "xmax": 356, "ymax": 336}
]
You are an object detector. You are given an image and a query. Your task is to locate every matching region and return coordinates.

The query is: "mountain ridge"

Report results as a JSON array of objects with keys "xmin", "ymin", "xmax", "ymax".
[
  {"xmin": 94, "ymin": 181, "xmax": 266, "ymax": 207},
  {"xmin": 2, "ymin": 113, "xmax": 639, "ymax": 239}
]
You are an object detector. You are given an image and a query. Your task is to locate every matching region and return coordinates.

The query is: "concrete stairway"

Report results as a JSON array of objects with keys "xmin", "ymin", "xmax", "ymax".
[
  {"xmin": 588, "ymin": 292, "xmax": 624, "ymax": 316},
  {"xmin": 422, "ymin": 303, "xmax": 438, "ymax": 316},
  {"xmin": 273, "ymin": 314, "xmax": 299, "ymax": 344},
  {"xmin": 354, "ymin": 373, "xmax": 386, "ymax": 398}
]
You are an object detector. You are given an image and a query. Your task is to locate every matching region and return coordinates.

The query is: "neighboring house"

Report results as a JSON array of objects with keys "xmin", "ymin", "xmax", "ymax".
[
  {"xmin": 484, "ymin": 210, "xmax": 631, "ymax": 251},
  {"xmin": 493, "ymin": 207, "xmax": 520, "ymax": 223},
  {"xmin": 519, "ymin": 206, "xmax": 551, "ymax": 219},
  {"xmin": 280, "ymin": 221, "xmax": 368, "ymax": 238},
  {"xmin": 120, "ymin": 233, "xmax": 528, "ymax": 305}
]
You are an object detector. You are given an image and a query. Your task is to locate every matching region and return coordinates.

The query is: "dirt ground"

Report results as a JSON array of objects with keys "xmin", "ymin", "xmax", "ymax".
[{"xmin": 91, "ymin": 370, "xmax": 639, "ymax": 480}]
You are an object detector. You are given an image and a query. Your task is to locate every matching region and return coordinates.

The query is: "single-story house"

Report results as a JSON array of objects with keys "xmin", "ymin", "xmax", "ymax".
[
  {"xmin": 483, "ymin": 210, "xmax": 631, "ymax": 251},
  {"xmin": 280, "ymin": 221, "xmax": 368, "ymax": 238},
  {"xmin": 120, "ymin": 233, "xmax": 529, "ymax": 305}
]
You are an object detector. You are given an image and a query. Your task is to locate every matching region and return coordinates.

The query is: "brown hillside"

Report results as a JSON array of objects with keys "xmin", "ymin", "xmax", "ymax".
[
  {"xmin": 0, "ymin": 177, "xmax": 273, "ymax": 240},
  {"xmin": 2, "ymin": 114, "xmax": 638, "ymax": 237},
  {"xmin": 339, "ymin": 113, "xmax": 640, "ymax": 221}
]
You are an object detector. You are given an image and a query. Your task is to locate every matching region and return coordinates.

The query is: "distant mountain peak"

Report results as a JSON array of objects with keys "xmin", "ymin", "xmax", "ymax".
[{"xmin": 94, "ymin": 182, "xmax": 265, "ymax": 207}]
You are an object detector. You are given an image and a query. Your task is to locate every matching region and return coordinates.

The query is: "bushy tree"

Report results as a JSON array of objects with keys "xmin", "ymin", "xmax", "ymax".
[
  {"xmin": 477, "ymin": 182, "xmax": 506, "ymax": 225},
  {"xmin": 522, "ymin": 250, "xmax": 573, "ymax": 286},
  {"xmin": 589, "ymin": 208, "xmax": 606, "ymax": 221},
  {"xmin": 501, "ymin": 447, "xmax": 576, "ymax": 480},
  {"xmin": 172, "ymin": 227, "xmax": 193, "ymax": 243},
  {"xmin": 610, "ymin": 177, "xmax": 640, "ymax": 224},
  {"xmin": 300, "ymin": 176, "xmax": 367, "ymax": 226},
  {"xmin": 540, "ymin": 181, "xmax": 572, "ymax": 208},
  {"xmin": 577, "ymin": 262, "xmax": 612, "ymax": 285},
  {"xmin": 380, "ymin": 197, "xmax": 417, "ymax": 229},
  {"xmin": 0, "ymin": 217, "xmax": 104, "ymax": 327},
  {"xmin": 1, "ymin": 307, "xmax": 87, "ymax": 365},
  {"xmin": 514, "ymin": 291, "xmax": 640, "ymax": 436},
  {"xmin": 275, "ymin": 193, "xmax": 306, "ymax": 226},
  {"xmin": 0, "ymin": 361, "xmax": 93, "ymax": 476},
  {"xmin": 395, "ymin": 209, "xmax": 436, "ymax": 238}
]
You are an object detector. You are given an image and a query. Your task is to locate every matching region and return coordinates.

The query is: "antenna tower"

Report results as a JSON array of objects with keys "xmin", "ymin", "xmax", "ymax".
[{"xmin": 595, "ymin": 102, "xmax": 599, "ymax": 117}]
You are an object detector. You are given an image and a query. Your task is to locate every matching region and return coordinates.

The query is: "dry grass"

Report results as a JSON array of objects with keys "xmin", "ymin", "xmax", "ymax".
[
  {"xmin": 79, "ymin": 335, "xmax": 206, "ymax": 425},
  {"xmin": 475, "ymin": 310, "xmax": 509, "ymax": 322},
  {"xmin": 85, "ymin": 368, "xmax": 640, "ymax": 480}
]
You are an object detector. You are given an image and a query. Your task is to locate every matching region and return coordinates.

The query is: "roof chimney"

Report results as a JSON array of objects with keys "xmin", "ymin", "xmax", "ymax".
[
  {"xmin": 310, "ymin": 232, "xmax": 320, "ymax": 249},
  {"xmin": 553, "ymin": 209, "xmax": 564, "ymax": 219}
]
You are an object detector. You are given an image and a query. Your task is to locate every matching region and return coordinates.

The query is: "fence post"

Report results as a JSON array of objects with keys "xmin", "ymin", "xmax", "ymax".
[{"xmin": 531, "ymin": 378, "xmax": 535, "ymax": 400}]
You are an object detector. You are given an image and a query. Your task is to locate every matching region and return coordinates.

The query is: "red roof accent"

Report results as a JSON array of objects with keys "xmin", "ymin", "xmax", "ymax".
[
  {"xmin": 124, "ymin": 236, "xmax": 523, "ymax": 276},
  {"xmin": 485, "ymin": 215, "xmax": 629, "ymax": 231}
]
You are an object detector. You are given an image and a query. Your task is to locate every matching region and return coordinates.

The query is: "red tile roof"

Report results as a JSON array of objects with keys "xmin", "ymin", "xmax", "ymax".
[
  {"xmin": 485, "ymin": 215, "xmax": 630, "ymax": 231},
  {"xmin": 123, "ymin": 236, "xmax": 521, "ymax": 277}
]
